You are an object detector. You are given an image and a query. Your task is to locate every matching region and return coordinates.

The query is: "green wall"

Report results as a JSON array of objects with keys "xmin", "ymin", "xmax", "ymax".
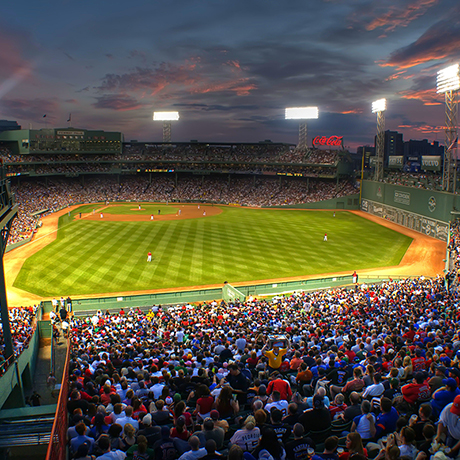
[
  {"xmin": 362, "ymin": 181, "xmax": 458, "ymax": 223},
  {"xmin": 0, "ymin": 326, "xmax": 39, "ymax": 409}
]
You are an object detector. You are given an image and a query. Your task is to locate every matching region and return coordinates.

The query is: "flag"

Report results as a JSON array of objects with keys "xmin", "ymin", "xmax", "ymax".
[
  {"xmin": 67, "ymin": 113, "xmax": 71, "ymax": 123},
  {"xmin": 43, "ymin": 114, "xmax": 47, "ymax": 118}
]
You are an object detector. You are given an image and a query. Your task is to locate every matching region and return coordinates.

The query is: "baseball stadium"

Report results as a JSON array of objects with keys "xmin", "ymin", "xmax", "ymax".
[{"xmin": 0, "ymin": 124, "xmax": 458, "ymax": 460}]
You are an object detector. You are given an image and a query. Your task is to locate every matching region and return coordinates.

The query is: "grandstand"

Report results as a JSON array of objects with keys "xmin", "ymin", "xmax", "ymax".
[{"xmin": 0, "ymin": 124, "xmax": 459, "ymax": 460}]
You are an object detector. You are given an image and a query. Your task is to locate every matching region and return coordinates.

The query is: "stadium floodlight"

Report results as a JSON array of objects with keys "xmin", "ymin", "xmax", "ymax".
[
  {"xmin": 153, "ymin": 111, "xmax": 180, "ymax": 121},
  {"xmin": 153, "ymin": 111, "xmax": 179, "ymax": 142},
  {"xmin": 285, "ymin": 107, "xmax": 318, "ymax": 150},
  {"xmin": 372, "ymin": 98, "xmax": 386, "ymax": 182},
  {"xmin": 437, "ymin": 64, "xmax": 459, "ymax": 192},
  {"xmin": 372, "ymin": 98, "xmax": 386, "ymax": 114},
  {"xmin": 285, "ymin": 107, "xmax": 318, "ymax": 120},
  {"xmin": 437, "ymin": 64, "xmax": 460, "ymax": 94}
]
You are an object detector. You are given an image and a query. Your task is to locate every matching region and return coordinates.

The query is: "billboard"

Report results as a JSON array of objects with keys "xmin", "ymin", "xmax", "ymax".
[
  {"xmin": 421, "ymin": 156, "xmax": 442, "ymax": 171},
  {"xmin": 388, "ymin": 156, "xmax": 403, "ymax": 169},
  {"xmin": 361, "ymin": 198, "xmax": 449, "ymax": 241}
]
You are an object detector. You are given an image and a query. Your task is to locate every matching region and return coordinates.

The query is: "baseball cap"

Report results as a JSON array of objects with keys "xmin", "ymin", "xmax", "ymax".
[
  {"xmin": 451, "ymin": 395, "xmax": 460, "ymax": 416},
  {"xmin": 210, "ymin": 410, "xmax": 220, "ymax": 420},
  {"xmin": 443, "ymin": 378, "xmax": 458, "ymax": 388}
]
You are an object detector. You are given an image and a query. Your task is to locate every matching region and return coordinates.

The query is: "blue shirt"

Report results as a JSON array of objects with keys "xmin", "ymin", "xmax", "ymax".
[
  {"xmin": 375, "ymin": 407, "xmax": 399, "ymax": 437},
  {"xmin": 431, "ymin": 388, "xmax": 460, "ymax": 415}
]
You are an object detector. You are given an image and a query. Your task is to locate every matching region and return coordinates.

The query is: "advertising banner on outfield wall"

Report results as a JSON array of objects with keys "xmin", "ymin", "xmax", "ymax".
[
  {"xmin": 361, "ymin": 180, "xmax": 456, "ymax": 224},
  {"xmin": 361, "ymin": 198, "xmax": 448, "ymax": 241},
  {"xmin": 388, "ymin": 156, "xmax": 403, "ymax": 169},
  {"xmin": 421, "ymin": 156, "xmax": 441, "ymax": 171}
]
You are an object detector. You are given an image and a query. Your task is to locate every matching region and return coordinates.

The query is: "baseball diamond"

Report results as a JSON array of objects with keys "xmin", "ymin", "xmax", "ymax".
[{"xmin": 6, "ymin": 202, "xmax": 430, "ymax": 300}]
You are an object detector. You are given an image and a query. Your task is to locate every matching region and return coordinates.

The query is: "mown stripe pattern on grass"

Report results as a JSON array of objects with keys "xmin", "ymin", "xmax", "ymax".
[{"xmin": 14, "ymin": 207, "xmax": 412, "ymax": 297}]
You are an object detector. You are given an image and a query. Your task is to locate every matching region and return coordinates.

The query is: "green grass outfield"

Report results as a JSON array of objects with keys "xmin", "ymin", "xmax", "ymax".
[{"xmin": 14, "ymin": 206, "xmax": 413, "ymax": 297}]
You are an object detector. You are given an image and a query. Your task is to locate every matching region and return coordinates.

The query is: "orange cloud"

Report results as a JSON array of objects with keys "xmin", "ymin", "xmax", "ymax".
[
  {"xmin": 340, "ymin": 109, "xmax": 362, "ymax": 114},
  {"xmin": 398, "ymin": 87, "xmax": 442, "ymax": 105},
  {"xmin": 380, "ymin": 20, "xmax": 460, "ymax": 69},
  {"xmin": 366, "ymin": 0, "xmax": 439, "ymax": 32},
  {"xmin": 225, "ymin": 60, "xmax": 243, "ymax": 71},
  {"xmin": 194, "ymin": 78, "xmax": 257, "ymax": 96},
  {"xmin": 98, "ymin": 56, "xmax": 257, "ymax": 99},
  {"xmin": 398, "ymin": 123, "xmax": 444, "ymax": 134}
]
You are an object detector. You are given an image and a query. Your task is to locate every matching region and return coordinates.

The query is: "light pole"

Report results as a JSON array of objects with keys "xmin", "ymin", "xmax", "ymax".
[
  {"xmin": 437, "ymin": 64, "xmax": 459, "ymax": 193},
  {"xmin": 153, "ymin": 111, "xmax": 180, "ymax": 143},
  {"xmin": 285, "ymin": 107, "xmax": 319, "ymax": 151},
  {"xmin": 372, "ymin": 98, "xmax": 386, "ymax": 182}
]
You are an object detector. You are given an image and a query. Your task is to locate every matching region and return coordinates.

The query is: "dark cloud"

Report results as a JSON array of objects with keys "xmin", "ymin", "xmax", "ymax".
[
  {"xmin": 0, "ymin": 97, "xmax": 59, "ymax": 121},
  {"xmin": 0, "ymin": 0, "xmax": 456, "ymax": 147},
  {"xmin": 172, "ymin": 103, "xmax": 260, "ymax": 112},
  {"xmin": 381, "ymin": 19, "xmax": 460, "ymax": 68},
  {"xmin": 92, "ymin": 94, "xmax": 143, "ymax": 111}
]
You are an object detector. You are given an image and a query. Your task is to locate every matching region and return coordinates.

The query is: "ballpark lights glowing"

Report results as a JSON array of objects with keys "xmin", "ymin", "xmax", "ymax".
[
  {"xmin": 372, "ymin": 99, "xmax": 386, "ymax": 114},
  {"xmin": 153, "ymin": 112, "xmax": 180, "ymax": 121},
  {"xmin": 285, "ymin": 107, "xmax": 318, "ymax": 120},
  {"xmin": 437, "ymin": 64, "xmax": 460, "ymax": 94}
]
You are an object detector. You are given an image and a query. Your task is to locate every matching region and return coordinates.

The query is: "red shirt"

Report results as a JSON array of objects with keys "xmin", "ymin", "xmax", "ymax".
[
  {"xmin": 267, "ymin": 378, "xmax": 292, "ymax": 401},
  {"xmin": 196, "ymin": 396, "xmax": 214, "ymax": 414},
  {"xmin": 412, "ymin": 357, "xmax": 427, "ymax": 372},
  {"xmin": 401, "ymin": 382, "xmax": 430, "ymax": 404}
]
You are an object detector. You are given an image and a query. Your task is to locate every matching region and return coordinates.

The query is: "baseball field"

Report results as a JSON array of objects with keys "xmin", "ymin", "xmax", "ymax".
[{"xmin": 11, "ymin": 203, "xmax": 415, "ymax": 298}]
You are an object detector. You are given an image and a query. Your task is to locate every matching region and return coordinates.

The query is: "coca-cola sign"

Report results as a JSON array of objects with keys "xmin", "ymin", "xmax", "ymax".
[{"xmin": 312, "ymin": 136, "xmax": 343, "ymax": 147}]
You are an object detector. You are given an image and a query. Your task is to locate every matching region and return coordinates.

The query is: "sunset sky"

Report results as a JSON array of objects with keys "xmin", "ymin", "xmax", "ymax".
[{"xmin": 1, "ymin": 0, "xmax": 459, "ymax": 150}]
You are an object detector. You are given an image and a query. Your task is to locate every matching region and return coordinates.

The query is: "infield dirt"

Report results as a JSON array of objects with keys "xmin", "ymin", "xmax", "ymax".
[{"xmin": 4, "ymin": 205, "xmax": 446, "ymax": 307}]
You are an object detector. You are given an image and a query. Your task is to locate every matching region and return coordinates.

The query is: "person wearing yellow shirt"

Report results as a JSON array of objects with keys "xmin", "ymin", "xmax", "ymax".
[{"xmin": 262, "ymin": 339, "xmax": 290, "ymax": 374}]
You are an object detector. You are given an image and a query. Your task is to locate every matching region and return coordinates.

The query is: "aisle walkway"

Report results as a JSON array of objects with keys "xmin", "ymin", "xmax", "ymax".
[{"xmin": 28, "ymin": 335, "xmax": 67, "ymax": 406}]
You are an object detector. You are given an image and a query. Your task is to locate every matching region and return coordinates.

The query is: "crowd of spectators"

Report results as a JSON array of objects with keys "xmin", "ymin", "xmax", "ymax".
[
  {"xmin": 0, "ymin": 144, "xmax": 342, "ymax": 171},
  {"xmin": 0, "ymin": 307, "xmax": 37, "ymax": 375},
  {"xmin": 64, "ymin": 274, "xmax": 460, "ymax": 460},
  {"xmin": 383, "ymin": 173, "xmax": 443, "ymax": 191},
  {"xmin": 446, "ymin": 220, "xmax": 460, "ymax": 291},
  {"xmin": 7, "ymin": 175, "xmax": 356, "ymax": 246}
]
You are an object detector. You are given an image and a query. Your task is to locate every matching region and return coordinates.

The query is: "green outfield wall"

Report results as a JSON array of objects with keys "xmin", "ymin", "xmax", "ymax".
[{"xmin": 361, "ymin": 181, "xmax": 459, "ymax": 241}]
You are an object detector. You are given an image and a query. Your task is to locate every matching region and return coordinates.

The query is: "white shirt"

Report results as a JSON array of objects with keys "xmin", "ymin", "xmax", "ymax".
[
  {"xmin": 440, "ymin": 403, "xmax": 460, "ymax": 440},
  {"xmin": 230, "ymin": 427, "xmax": 261, "ymax": 452},
  {"xmin": 265, "ymin": 400, "xmax": 289, "ymax": 415},
  {"xmin": 97, "ymin": 451, "xmax": 126, "ymax": 460},
  {"xmin": 178, "ymin": 448, "xmax": 207, "ymax": 460}
]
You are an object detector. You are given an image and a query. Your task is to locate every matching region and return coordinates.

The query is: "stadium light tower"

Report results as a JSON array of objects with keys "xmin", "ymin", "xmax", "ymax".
[
  {"xmin": 285, "ymin": 107, "xmax": 319, "ymax": 150},
  {"xmin": 437, "ymin": 64, "xmax": 460, "ymax": 193},
  {"xmin": 372, "ymin": 98, "xmax": 386, "ymax": 182},
  {"xmin": 153, "ymin": 111, "xmax": 180, "ymax": 143}
]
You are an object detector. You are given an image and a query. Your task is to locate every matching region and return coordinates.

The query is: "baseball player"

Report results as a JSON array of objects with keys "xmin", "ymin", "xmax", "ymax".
[{"xmin": 147, "ymin": 251, "xmax": 152, "ymax": 262}]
